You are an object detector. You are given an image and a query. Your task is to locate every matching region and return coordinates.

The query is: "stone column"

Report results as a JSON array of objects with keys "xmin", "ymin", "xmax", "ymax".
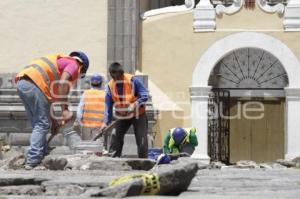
[
  {"xmin": 189, "ymin": 86, "xmax": 211, "ymax": 163},
  {"xmin": 107, "ymin": 0, "xmax": 140, "ymax": 74},
  {"xmin": 285, "ymin": 88, "xmax": 300, "ymax": 159}
]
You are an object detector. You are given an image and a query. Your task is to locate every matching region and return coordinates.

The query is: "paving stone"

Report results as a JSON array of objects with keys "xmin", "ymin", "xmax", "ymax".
[
  {"xmin": 91, "ymin": 161, "xmax": 199, "ymax": 197},
  {"xmin": 0, "ymin": 177, "xmax": 46, "ymax": 186},
  {"xmin": 42, "ymin": 156, "xmax": 68, "ymax": 170},
  {"xmin": 277, "ymin": 159, "xmax": 296, "ymax": 167},
  {"xmin": 44, "ymin": 184, "xmax": 86, "ymax": 196},
  {"xmin": 292, "ymin": 156, "xmax": 300, "ymax": 164},
  {"xmin": 236, "ymin": 160, "xmax": 259, "ymax": 169},
  {"xmin": 0, "ymin": 185, "xmax": 43, "ymax": 195},
  {"xmin": 259, "ymin": 162, "xmax": 287, "ymax": 170},
  {"xmin": 42, "ymin": 155, "xmax": 156, "ymax": 171}
]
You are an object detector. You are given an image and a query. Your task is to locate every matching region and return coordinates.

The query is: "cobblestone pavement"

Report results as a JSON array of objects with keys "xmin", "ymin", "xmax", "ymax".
[{"xmin": 1, "ymin": 167, "xmax": 300, "ymax": 198}]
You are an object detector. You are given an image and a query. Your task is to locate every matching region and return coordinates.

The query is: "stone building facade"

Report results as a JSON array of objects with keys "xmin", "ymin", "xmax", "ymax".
[{"xmin": 1, "ymin": 0, "xmax": 300, "ymax": 162}]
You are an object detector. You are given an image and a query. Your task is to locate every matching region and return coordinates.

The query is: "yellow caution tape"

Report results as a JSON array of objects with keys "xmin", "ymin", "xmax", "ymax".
[{"xmin": 109, "ymin": 172, "xmax": 160, "ymax": 195}]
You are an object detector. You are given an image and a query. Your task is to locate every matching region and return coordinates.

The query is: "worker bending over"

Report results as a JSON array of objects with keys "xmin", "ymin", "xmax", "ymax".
[
  {"xmin": 163, "ymin": 127, "xmax": 198, "ymax": 155},
  {"xmin": 75, "ymin": 74, "xmax": 106, "ymax": 140},
  {"xmin": 15, "ymin": 51, "xmax": 89, "ymax": 169},
  {"xmin": 104, "ymin": 62, "xmax": 149, "ymax": 158}
]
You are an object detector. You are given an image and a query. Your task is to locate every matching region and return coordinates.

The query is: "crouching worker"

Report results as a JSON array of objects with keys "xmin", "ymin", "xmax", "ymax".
[
  {"xmin": 163, "ymin": 127, "xmax": 198, "ymax": 155},
  {"xmin": 75, "ymin": 74, "xmax": 106, "ymax": 140}
]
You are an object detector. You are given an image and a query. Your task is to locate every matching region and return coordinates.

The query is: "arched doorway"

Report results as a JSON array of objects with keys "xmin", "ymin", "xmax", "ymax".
[
  {"xmin": 208, "ymin": 47, "xmax": 288, "ymax": 163},
  {"xmin": 190, "ymin": 32, "xmax": 300, "ymax": 163}
]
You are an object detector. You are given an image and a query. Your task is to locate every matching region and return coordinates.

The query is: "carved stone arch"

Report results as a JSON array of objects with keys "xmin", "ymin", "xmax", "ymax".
[{"xmin": 190, "ymin": 32, "xmax": 300, "ymax": 162}]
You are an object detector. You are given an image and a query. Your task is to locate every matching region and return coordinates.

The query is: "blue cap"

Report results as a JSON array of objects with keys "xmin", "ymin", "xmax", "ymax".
[
  {"xmin": 69, "ymin": 51, "xmax": 89, "ymax": 78},
  {"xmin": 91, "ymin": 74, "xmax": 103, "ymax": 85}
]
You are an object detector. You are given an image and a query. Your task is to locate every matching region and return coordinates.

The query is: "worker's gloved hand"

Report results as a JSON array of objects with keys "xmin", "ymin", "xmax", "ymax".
[
  {"xmin": 190, "ymin": 127, "xmax": 196, "ymax": 135},
  {"xmin": 157, "ymin": 154, "xmax": 171, "ymax": 165},
  {"xmin": 95, "ymin": 123, "xmax": 107, "ymax": 136},
  {"xmin": 100, "ymin": 123, "xmax": 107, "ymax": 131}
]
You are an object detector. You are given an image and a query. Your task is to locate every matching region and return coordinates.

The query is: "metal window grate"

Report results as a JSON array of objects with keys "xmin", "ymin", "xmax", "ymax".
[{"xmin": 208, "ymin": 89, "xmax": 230, "ymax": 164}]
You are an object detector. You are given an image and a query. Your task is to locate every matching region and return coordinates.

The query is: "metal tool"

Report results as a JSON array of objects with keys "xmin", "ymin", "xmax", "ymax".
[
  {"xmin": 47, "ymin": 120, "xmax": 66, "ymax": 145},
  {"xmin": 92, "ymin": 120, "xmax": 118, "ymax": 141}
]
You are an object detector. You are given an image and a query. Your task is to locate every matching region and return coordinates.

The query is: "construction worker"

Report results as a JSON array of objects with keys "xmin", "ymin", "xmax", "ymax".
[
  {"xmin": 163, "ymin": 127, "xmax": 198, "ymax": 155},
  {"xmin": 15, "ymin": 51, "xmax": 89, "ymax": 169},
  {"xmin": 105, "ymin": 62, "xmax": 149, "ymax": 158},
  {"xmin": 75, "ymin": 74, "xmax": 106, "ymax": 140}
]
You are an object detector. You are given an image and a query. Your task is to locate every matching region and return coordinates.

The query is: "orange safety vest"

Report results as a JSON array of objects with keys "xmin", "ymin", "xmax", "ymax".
[
  {"xmin": 108, "ymin": 73, "xmax": 145, "ymax": 117},
  {"xmin": 15, "ymin": 54, "xmax": 80, "ymax": 102},
  {"xmin": 81, "ymin": 89, "xmax": 105, "ymax": 128}
]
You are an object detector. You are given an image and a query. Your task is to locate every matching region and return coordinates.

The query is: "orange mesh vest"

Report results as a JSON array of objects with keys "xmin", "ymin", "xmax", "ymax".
[
  {"xmin": 108, "ymin": 73, "xmax": 145, "ymax": 117},
  {"xmin": 15, "ymin": 54, "xmax": 80, "ymax": 102},
  {"xmin": 81, "ymin": 89, "xmax": 105, "ymax": 128}
]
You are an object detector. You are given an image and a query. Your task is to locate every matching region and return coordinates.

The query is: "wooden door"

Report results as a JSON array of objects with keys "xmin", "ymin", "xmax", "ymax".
[{"xmin": 230, "ymin": 97, "xmax": 285, "ymax": 163}]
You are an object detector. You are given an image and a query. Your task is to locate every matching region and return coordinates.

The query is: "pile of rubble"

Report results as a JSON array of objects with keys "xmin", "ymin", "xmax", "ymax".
[
  {"xmin": 0, "ymin": 147, "xmax": 200, "ymax": 198},
  {"xmin": 1, "ymin": 146, "xmax": 300, "ymax": 198}
]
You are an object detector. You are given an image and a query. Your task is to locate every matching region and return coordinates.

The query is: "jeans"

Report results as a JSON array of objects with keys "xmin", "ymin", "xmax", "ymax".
[
  {"xmin": 109, "ymin": 113, "xmax": 148, "ymax": 158},
  {"xmin": 16, "ymin": 79, "xmax": 51, "ymax": 166}
]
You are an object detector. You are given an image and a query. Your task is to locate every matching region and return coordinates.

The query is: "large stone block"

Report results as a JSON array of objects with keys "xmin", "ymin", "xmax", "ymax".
[{"xmin": 8, "ymin": 133, "xmax": 30, "ymax": 146}]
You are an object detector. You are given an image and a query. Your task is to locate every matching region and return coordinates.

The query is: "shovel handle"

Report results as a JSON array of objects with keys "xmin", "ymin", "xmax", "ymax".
[{"xmin": 92, "ymin": 121, "xmax": 118, "ymax": 141}]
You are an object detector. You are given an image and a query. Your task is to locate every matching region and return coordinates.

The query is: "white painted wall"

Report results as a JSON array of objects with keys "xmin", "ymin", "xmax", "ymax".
[
  {"xmin": 191, "ymin": 32, "xmax": 300, "ymax": 161},
  {"xmin": 0, "ymin": 0, "xmax": 107, "ymax": 74}
]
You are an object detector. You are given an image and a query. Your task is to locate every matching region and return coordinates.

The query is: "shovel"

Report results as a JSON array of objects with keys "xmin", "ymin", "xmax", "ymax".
[
  {"xmin": 91, "ymin": 120, "xmax": 118, "ymax": 141},
  {"xmin": 47, "ymin": 120, "xmax": 66, "ymax": 145}
]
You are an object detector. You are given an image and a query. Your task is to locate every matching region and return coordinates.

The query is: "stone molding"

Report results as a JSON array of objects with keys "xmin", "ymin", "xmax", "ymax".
[
  {"xmin": 190, "ymin": 86, "xmax": 212, "ymax": 99},
  {"xmin": 216, "ymin": 0, "xmax": 244, "ymax": 16},
  {"xmin": 193, "ymin": 0, "xmax": 216, "ymax": 32},
  {"xmin": 140, "ymin": 0, "xmax": 195, "ymax": 20},
  {"xmin": 285, "ymin": 88, "xmax": 300, "ymax": 98},
  {"xmin": 256, "ymin": 0, "xmax": 285, "ymax": 15}
]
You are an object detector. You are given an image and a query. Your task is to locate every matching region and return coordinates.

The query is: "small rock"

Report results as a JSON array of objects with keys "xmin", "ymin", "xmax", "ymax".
[
  {"xmin": 210, "ymin": 161, "xmax": 225, "ymax": 169},
  {"xmin": 42, "ymin": 156, "xmax": 68, "ymax": 170},
  {"xmin": 236, "ymin": 160, "xmax": 259, "ymax": 169},
  {"xmin": 2, "ymin": 145, "xmax": 11, "ymax": 152},
  {"xmin": 272, "ymin": 163, "xmax": 287, "ymax": 169},
  {"xmin": 259, "ymin": 163, "xmax": 273, "ymax": 170},
  {"xmin": 8, "ymin": 154, "xmax": 26, "ymax": 170},
  {"xmin": 259, "ymin": 162, "xmax": 286, "ymax": 170},
  {"xmin": 292, "ymin": 157, "xmax": 300, "ymax": 164},
  {"xmin": 277, "ymin": 159, "xmax": 296, "ymax": 168},
  {"xmin": 45, "ymin": 184, "xmax": 86, "ymax": 196}
]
